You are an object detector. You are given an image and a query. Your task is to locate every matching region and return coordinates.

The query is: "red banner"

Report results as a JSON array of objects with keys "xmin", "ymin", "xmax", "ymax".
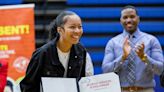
[{"xmin": 0, "ymin": 4, "xmax": 35, "ymax": 85}]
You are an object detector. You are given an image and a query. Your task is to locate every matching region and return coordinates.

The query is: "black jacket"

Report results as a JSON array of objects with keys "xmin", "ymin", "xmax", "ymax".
[
  {"xmin": 160, "ymin": 70, "xmax": 164, "ymax": 87},
  {"xmin": 20, "ymin": 37, "xmax": 86, "ymax": 92}
]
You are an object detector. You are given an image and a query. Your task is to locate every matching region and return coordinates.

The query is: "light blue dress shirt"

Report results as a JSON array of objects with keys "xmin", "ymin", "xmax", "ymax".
[{"xmin": 102, "ymin": 29, "xmax": 164, "ymax": 87}]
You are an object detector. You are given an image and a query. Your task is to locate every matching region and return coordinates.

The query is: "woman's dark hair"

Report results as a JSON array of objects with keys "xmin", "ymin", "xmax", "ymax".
[{"xmin": 48, "ymin": 11, "xmax": 77, "ymax": 40}]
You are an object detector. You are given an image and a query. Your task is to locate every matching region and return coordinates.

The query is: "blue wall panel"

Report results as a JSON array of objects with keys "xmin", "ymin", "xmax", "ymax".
[
  {"xmin": 68, "ymin": 7, "xmax": 164, "ymax": 18},
  {"xmin": 82, "ymin": 22, "xmax": 164, "ymax": 33},
  {"xmin": 0, "ymin": 0, "xmax": 22, "ymax": 5},
  {"xmin": 80, "ymin": 36, "xmax": 164, "ymax": 47},
  {"xmin": 67, "ymin": 0, "xmax": 164, "ymax": 5}
]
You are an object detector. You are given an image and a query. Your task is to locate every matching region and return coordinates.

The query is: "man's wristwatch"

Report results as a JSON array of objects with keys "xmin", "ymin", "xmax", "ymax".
[{"xmin": 141, "ymin": 54, "xmax": 148, "ymax": 64}]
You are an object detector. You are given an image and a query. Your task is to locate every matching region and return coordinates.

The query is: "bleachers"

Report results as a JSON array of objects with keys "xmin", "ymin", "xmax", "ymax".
[
  {"xmin": 81, "ymin": 22, "xmax": 164, "ymax": 33},
  {"xmin": 23, "ymin": 0, "xmax": 67, "ymax": 47},
  {"xmin": 81, "ymin": 36, "xmax": 164, "ymax": 47},
  {"xmin": 68, "ymin": 7, "xmax": 164, "ymax": 18},
  {"xmin": 67, "ymin": 0, "xmax": 164, "ymax": 5},
  {"xmin": 0, "ymin": 0, "xmax": 22, "ymax": 5},
  {"xmin": 67, "ymin": 0, "xmax": 164, "ymax": 91}
]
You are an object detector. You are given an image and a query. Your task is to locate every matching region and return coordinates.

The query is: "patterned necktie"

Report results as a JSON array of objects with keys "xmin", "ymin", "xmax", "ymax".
[{"xmin": 127, "ymin": 35, "xmax": 136, "ymax": 85}]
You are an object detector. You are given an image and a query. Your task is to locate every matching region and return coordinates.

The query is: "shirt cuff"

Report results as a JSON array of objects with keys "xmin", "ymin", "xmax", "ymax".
[{"xmin": 113, "ymin": 55, "xmax": 124, "ymax": 72}]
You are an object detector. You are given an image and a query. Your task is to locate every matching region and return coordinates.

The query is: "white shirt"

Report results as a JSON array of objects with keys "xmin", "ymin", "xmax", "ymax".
[{"xmin": 57, "ymin": 47, "xmax": 94, "ymax": 77}]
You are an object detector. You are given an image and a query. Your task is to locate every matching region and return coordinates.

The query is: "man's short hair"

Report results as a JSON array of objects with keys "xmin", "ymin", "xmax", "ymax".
[{"xmin": 122, "ymin": 5, "xmax": 138, "ymax": 15}]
